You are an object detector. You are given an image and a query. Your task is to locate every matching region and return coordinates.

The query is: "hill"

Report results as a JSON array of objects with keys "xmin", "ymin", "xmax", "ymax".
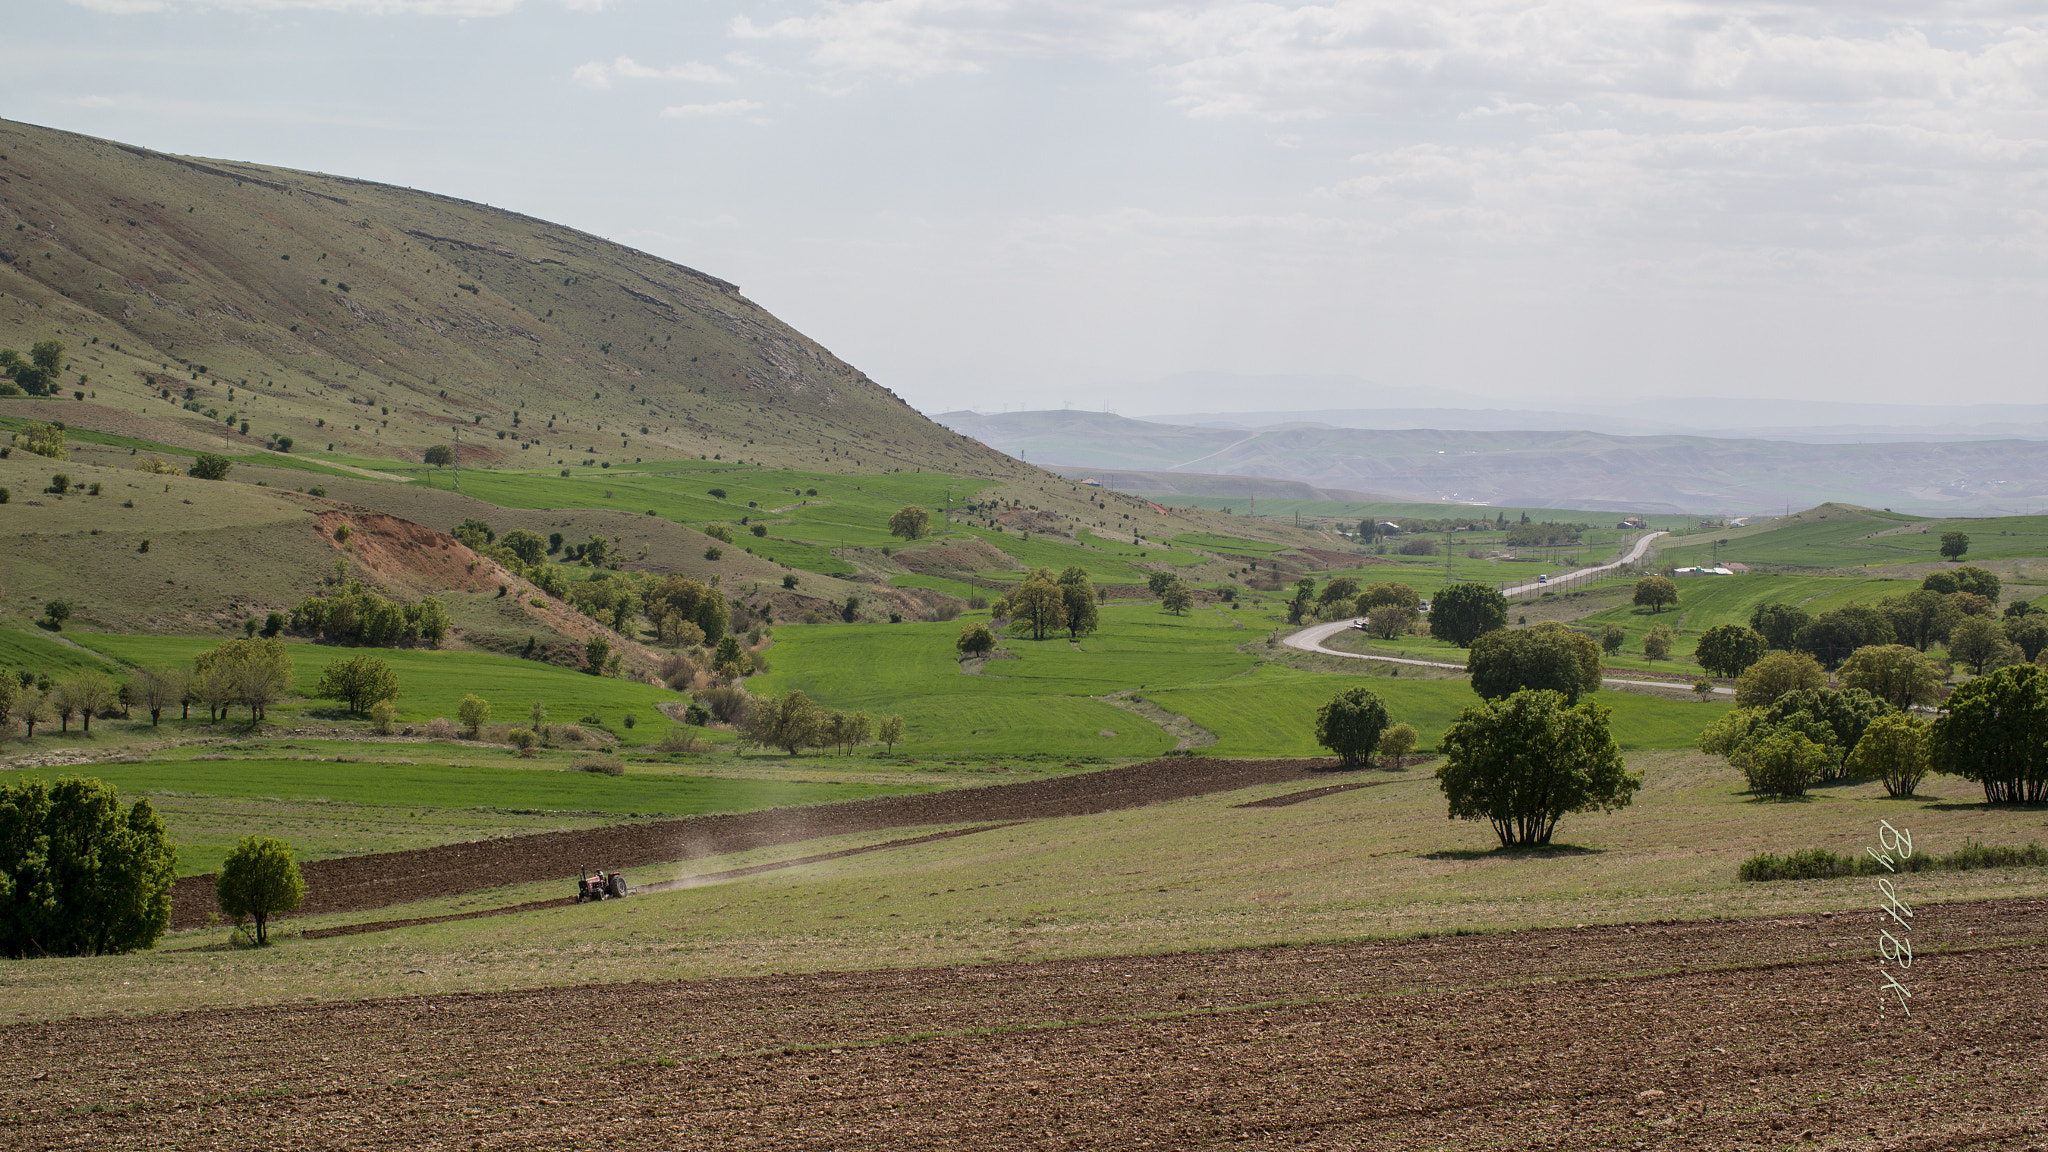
[
  {"xmin": 936, "ymin": 410, "xmax": 2048, "ymax": 515},
  {"xmin": 0, "ymin": 118, "xmax": 1017, "ymax": 478}
]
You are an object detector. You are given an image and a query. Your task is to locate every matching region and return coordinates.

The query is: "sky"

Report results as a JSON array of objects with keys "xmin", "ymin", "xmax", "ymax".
[{"xmin": 7, "ymin": 0, "xmax": 2048, "ymax": 417}]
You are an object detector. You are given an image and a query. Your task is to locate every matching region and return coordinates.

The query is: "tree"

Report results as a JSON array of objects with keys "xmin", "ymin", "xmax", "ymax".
[
  {"xmin": 1847, "ymin": 713, "xmax": 1931, "ymax": 798},
  {"xmin": 65, "ymin": 670, "xmax": 115, "ymax": 735},
  {"xmin": 888, "ymin": 505, "xmax": 931, "ymax": 541},
  {"xmin": 1939, "ymin": 530, "xmax": 1969, "ymax": 561},
  {"xmin": 1693, "ymin": 624, "xmax": 1767, "ymax": 678},
  {"xmin": 743, "ymin": 690, "xmax": 825, "ymax": 755},
  {"xmin": 1365, "ymin": 604, "xmax": 1417, "ymax": 640},
  {"xmin": 585, "ymin": 635, "xmax": 612, "ymax": 676},
  {"xmin": 1757, "ymin": 687, "xmax": 1893, "ymax": 778},
  {"xmin": 1378, "ymin": 722, "xmax": 1418, "ymax": 768},
  {"xmin": 1734, "ymin": 651, "xmax": 1828, "ymax": 708},
  {"xmin": 194, "ymin": 637, "xmax": 293, "ymax": 722},
  {"xmin": 2008, "ymin": 615, "xmax": 2048, "ymax": 664},
  {"xmin": 1161, "ymin": 582, "xmax": 1194, "ymax": 616},
  {"xmin": 1840, "ymin": 644, "xmax": 1948, "ymax": 710},
  {"xmin": 501, "ymin": 529, "xmax": 547, "ymax": 566},
  {"xmin": 1356, "ymin": 582, "xmax": 1421, "ymax": 615},
  {"xmin": 214, "ymin": 835, "xmax": 306, "ymax": 946},
  {"xmin": 1435, "ymin": 690, "xmax": 1640, "ymax": 847},
  {"xmin": 315, "ymin": 655, "xmax": 400, "ymax": 715},
  {"xmin": 1057, "ymin": 567, "xmax": 1099, "ymax": 639},
  {"xmin": 1, "ymin": 341, "xmax": 64, "ymax": 395},
  {"xmin": 1429, "ymin": 584, "xmax": 1509, "ymax": 647},
  {"xmin": 1147, "ymin": 571, "xmax": 1181, "ymax": 599},
  {"xmin": 1948, "ymin": 616, "xmax": 2016, "ymax": 675},
  {"xmin": 1749, "ymin": 602, "xmax": 1811, "ymax": 651},
  {"xmin": 1642, "ymin": 623, "xmax": 1674, "ymax": 661},
  {"xmin": 878, "ymin": 714, "xmax": 905, "ymax": 750},
  {"xmin": 1931, "ymin": 664, "xmax": 2048, "ymax": 804},
  {"xmin": 187, "ymin": 453, "xmax": 232, "ymax": 480},
  {"xmin": 0, "ymin": 777, "xmax": 178, "ymax": 957},
  {"xmin": 1286, "ymin": 578, "xmax": 1316, "ymax": 626},
  {"xmin": 11, "ymin": 420, "xmax": 66, "ymax": 459},
  {"xmin": 1316, "ymin": 577, "xmax": 1362, "ymax": 620},
  {"xmin": 1008, "ymin": 569, "xmax": 1068, "ymax": 639},
  {"xmin": 458, "ymin": 693, "xmax": 491, "ymax": 737},
  {"xmin": 1600, "ymin": 624, "xmax": 1624, "ymax": 655},
  {"xmin": 42, "ymin": 599, "xmax": 71, "ymax": 629},
  {"xmin": 14, "ymin": 686, "xmax": 51, "ymax": 738},
  {"xmin": 1879, "ymin": 590, "xmax": 1959, "ymax": 652},
  {"xmin": 1794, "ymin": 613, "xmax": 1867, "ymax": 671},
  {"xmin": 956, "ymin": 622, "xmax": 995, "ymax": 658},
  {"xmin": 423, "ymin": 444, "xmax": 456, "ymax": 468},
  {"xmin": 1923, "ymin": 565, "xmax": 2001, "ymax": 602},
  {"xmin": 1314, "ymin": 686, "xmax": 1392, "ymax": 767},
  {"xmin": 453, "ymin": 517, "xmax": 496, "ymax": 549},
  {"xmin": 1738, "ymin": 730, "xmax": 1834, "ymax": 798},
  {"xmin": 1466, "ymin": 623, "xmax": 1602, "ymax": 704},
  {"xmin": 1632, "ymin": 575, "xmax": 1679, "ymax": 614}
]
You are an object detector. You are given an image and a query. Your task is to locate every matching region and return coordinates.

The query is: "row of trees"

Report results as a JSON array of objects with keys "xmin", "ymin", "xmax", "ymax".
[
  {"xmin": 290, "ymin": 584, "xmax": 451, "ymax": 648},
  {"xmin": 1701, "ymin": 661, "xmax": 2047, "ymax": 803},
  {"xmin": 993, "ymin": 567, "xmax": 1101, "ymax": 640},
  {"xmin": 737, "ymin": 689, "xmax": 906, "ymax": 755}
]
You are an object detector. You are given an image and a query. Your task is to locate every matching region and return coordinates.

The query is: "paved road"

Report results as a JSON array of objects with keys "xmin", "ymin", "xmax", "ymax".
[
  {"xmin": 1499, "ymin": 529, "xmax": 1666, "ymax": 598},
  {"xmin": 1283, "ymin": 534, "xmax": 1735, "ymax": 695}
]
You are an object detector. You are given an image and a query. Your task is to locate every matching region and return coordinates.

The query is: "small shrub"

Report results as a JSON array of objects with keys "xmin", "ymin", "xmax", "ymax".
[
  {"xmin": 559, "ymin": 723, "xmax": 587, "ymax": 744},
  {"xmin": 698, "ymin": 684, "xmax": 751, "ymax": 724},
  {"xmin": 623, "ymin": 713, "xmax": 636, "ymax": 729},
  {"xmin": 427, "ymin": 717, "xmax": 454, "ymax": 739},
  {"xmin": 684, "ymin": 702, "xmax": 711, "ymax": 726},
  {"xmin": 507, "ymin": 727, "xmax": 537, "ymax": 752},
  {"xmin": 1737, "ymin": 730, "xmax": 1833, "ymax": 798},
  {"xmin": 575, "ymin": 754, "xmax": 624, "ymax": 776},
  {"xmin": 370, "ymin": 700, "xmax": 396, "ymax": 735},
  {"xmin": 657, "ymin": 727, "xmax": 709, "ymax": 754}
]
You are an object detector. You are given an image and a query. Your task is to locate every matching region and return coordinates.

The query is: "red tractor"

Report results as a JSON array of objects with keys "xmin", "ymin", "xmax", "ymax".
[{"xmin": 575, "ymin": 866, "xmax": 628, "ymax": 902}]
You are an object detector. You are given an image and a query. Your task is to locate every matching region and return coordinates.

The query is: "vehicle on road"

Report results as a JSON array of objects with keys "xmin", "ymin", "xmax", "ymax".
[{"xmin": 1537, "ymin": 574, "xmax": 1549, "ymax": 583}]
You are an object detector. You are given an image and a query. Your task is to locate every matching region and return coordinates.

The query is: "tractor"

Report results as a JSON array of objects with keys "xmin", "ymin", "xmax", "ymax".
[{"xmin": 575, "ymin": 866, "xmax": 628, "ymax": 902}]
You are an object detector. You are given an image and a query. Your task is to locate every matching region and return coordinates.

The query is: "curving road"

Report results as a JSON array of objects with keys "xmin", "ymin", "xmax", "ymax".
[{"xmin": 1283, "ymin": 531, "xmax": 1733, "ymax": 695}]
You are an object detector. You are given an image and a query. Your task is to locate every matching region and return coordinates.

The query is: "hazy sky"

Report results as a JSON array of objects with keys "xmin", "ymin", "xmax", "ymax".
[{"xmin": 9, "ymin": 0, "xmax": 2048, "ymax": 415}]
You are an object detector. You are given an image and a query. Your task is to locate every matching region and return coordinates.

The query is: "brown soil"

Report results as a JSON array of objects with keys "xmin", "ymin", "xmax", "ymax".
[
  {"xmin": 11, "ymin": 898, "xmax": 2041, "ymax": 1149},
  {"xmin": 166, "ymin": 757, "xmax": 1353, "ymax": 930},
  {"xmin": 895, "ymin": 537, "xmax": 1015, "ymax": 576},
  {"xmin": 1297, "ymin": 546, "xmax": 1394, "ymax": 569}
]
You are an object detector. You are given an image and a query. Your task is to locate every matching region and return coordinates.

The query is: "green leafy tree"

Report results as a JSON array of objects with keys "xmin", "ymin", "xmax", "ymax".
[
  {"xmin": 1286, "ymin": 578, "xmax": 1316, "ymax": 626},
  {"xmin": 1795, "ymin": 610, "xmax": 1885, "ymax": 671},
  {"xmin": 1939, "ymin": 530, "xmax": 1969, "ymax": 561},
  {"xmin": 1428, "ymin": 584, "xmax": 1509, "ymax": 648},
  {"xmin": 1693, "ymin": 624, "xmax": 1767, "ymax": 678},
  {"xmin": 1931, "ymin": 664, "xmax": 2048, "ymax": 803},
  {"xmin": 0, "ymin": 777, "xmax": 177, "ymax": 957},
  {"xmin": 452, "ymin": 517, "xmax": 496, "ymax": 549},
  {"xmin": 64, "ymin": 670, "xmax": 115, "ymax": 734},
  {"xmin": 1355, "ymin": 582, "xmax": 1421, "ymax": 614},
  {"xmin": 187, "ymin": 453, "xmax": 232, "ymax": 480},
  {"xmin": 195, "ymin": 637, "xmax": 294, "ymax": 721},
  {"xmin": 956, "ymin": 622, "xmax": 995, "ymax": 658},
  {"xmin": 500, "ymin": 529, "xmax": 547, "ymax": 566},
  {"xmin": 42, "ymin": 599, "xmax": 71, "ymax": 629},
  {"xmin": 1466, "ymin": 623, "xmax": 1602, "ymax": 704},
  {"xmin": 315, "ymin": 655, "xmax": 400, "ymax": 715},
  {"xmin": 878, "ymin": 714, "xmax": 905, "ymax": 750},
  {"xmin": 1632, "ymin": 575, "xmax": 1679, "ymax": 613},
  {"xmin": 1057, "ymin": 567, "xmax": 1099, "ymax": 638},
  {"xmin": 1728, "ymin": 651, "xmax": 1826, "ymax": 705},
  {"xmin": 1365, "ymin": 604, "xmax": 1417, "ymax": 640},
  {"xmin": 1948, "ymin": 616, "xmax": 2017, "ymax": 675},
  {"xmin": 1748, "ymin": 602, "xmax": 1812, "ymax": 651},
  {"xmin": 1847, "ymin": 713, "xmax": 1931, "ymax": 798},
  {"xmin": 1316, "ymin": 576, "xmax": 1362, "ymax": 620},
  {"xmin": 1314, "ymin": 686, "xmax": 1392, "ymax": 767},
  {"xmin": 1147, "ymin": 571, "xmax": 1181, "ymax": 599},
  {"xmin": 1161, "ymin": 582, "xmax": 1194, "ymax": 616},
  {"xmin": 1922, "ymin": 565, "xmax": 2001, "ymax": 602},
  {"xmin": 1642, "ymin": 623, "xmax": 1674, "ymax": 661},
  {"xmin": 1839, "ymin": 644, "xmax": 1948, "ymax": 710},
  {"xmin": 423, "ymin": 444, "xmax": 455, "ymax": 468},
  {"xmin": 0, "ymin": 341, "xmax": 64, "ymax": 395},
  {"xmin": 11, "ymin": 421, "xmax": 67, "ymax": 459},
  {"xmin": 888, "ymin": 505, "xmax": 931, "ymax": 541},
  {"xmin": 1878, "ymin": 589, "xmax": 1959, "ymax": 652},
  {"xmin": 1757, "ymin": 687, "xmax": 1894, "ymax": 778},
  {"xmin": 1600, "ymin": 624, "xmax": 1625, "ymax": 656},
  {"xmin": 1737, "ymin": 730, "xmax": 1834, "ymax": 798},
  {"xmin": 457, "ymin": 693, "xmax": 491, "ymax": 737},
  {"xmin": 743, "ymin": 690, "xmax": 825, "ymax": 755},
  {"xmin": 2008, "ymin": 614, "xmax": 2048, "ymax": 663},
  {"xmin": 585, "ymin": 635, "xmax": 612, "ymax": 677},
  {"xmin": 1377, "ymin": 722, "xmax": 1418, "ymax": 768},
  {"xmin": 1008, "ymin": 569, "xmax": 1068, "ymax": 639},
  {"xmin": 1435, "ymin": 690, "xmax": 1640, "ymax": 847},
  {"xmin": 214, "ymin": 835, "xmax": 306, "ymax": 946}
]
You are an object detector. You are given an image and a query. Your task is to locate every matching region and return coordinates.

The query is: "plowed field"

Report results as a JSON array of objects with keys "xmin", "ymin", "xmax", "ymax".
[
  {"xmin": 167, "ymin": 757, "xmax": 1353, "ymax": 929},
  {"xmin": 12, "ymin": 898, "xmax": 2044, "ymax": 1150}
]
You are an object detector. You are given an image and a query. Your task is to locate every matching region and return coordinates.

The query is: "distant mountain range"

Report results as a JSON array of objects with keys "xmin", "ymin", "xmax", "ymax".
[{"xmin": 934, "ymin": 408, "xmax": 2048, "ymax": 515}]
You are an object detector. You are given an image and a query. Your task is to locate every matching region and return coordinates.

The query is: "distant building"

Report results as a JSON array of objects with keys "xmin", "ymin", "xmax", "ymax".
[
  {"xmin": 1616, "ymin": 516, "xmax": 1646, "ymax": 530},
  {"xmin": 1376, "ymin": 522, "xmax": 1402, "ymax": 535},
  {"xmin": 1724, "ymin": 562, "xmax": 1749, "ymax": 574},
  {"xmin": 1079, "ymin": 478, "xmax": 1102, "ymax": 487},
  {"xmin": 1674, "ymin": 566, "xmax": 1736, "ymax": 577}
]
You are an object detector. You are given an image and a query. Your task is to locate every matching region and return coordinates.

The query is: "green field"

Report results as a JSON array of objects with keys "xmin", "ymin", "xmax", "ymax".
[
  {"xmin": 68, "ymin": 634, "xmax": 700, "ymax": 748},
  {"xmin": 1571, "ymin": 573, "xmax": 1917, "ymax": 664},
  {"xmin": 1654, "ymin": 510, "xmax": 2048, "ymax": 571},
  {"xmin": 0, "ymin": 626, "xmax": 124, "ymax": 680},
  {"xmin": 1148, "ymin": 495, "xmax": 1700, "ymax": 532}
]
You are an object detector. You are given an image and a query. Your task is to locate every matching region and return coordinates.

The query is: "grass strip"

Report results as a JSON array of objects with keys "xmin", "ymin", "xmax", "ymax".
[{"xmin": 1739, "ymin": 841, "xmax": 2048, "ymax": 881}]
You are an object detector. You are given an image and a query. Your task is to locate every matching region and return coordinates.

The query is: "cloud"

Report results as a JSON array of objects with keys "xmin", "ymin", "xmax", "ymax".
[
  {"xmin": 658, "ymin": 99, "xmax": 766, "ymax": 118},
  {"xmin": 572, "ymin": 56, "xmax": 736, "ymax": 89},
  {"xmin": 67, "ymin": 0, "xmax": 607, "ymax": 11}
]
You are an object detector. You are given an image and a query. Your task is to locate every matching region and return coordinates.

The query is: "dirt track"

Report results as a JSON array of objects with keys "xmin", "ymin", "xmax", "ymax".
[
  {"xmin": 168, "ymin": 757, "xmax": 1353, "ymax": 929},
  {"xmin": 11, "ymin": 898, "xmax": 2044, "ymax": 1149}
]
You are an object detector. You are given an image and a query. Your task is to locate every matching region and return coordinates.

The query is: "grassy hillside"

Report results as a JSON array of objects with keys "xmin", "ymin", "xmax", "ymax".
[{"xmin": 1654, "ymin": 504, "xmax": 2048, "ymax": 571}]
